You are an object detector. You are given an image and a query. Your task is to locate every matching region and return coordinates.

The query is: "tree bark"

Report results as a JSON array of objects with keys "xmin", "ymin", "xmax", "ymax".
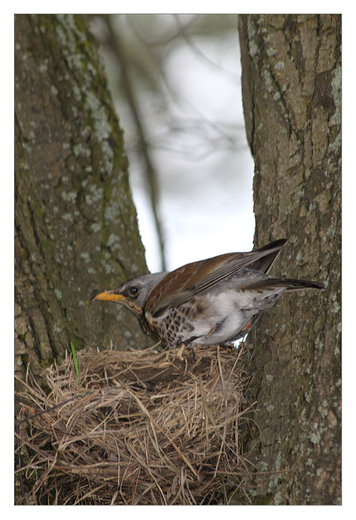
[
  {"xmin": 15, "ymin": 15, "xmax": 151, "ymax": 399},
  {"xmin": 238, "ymin": 15, "xmax": 341, "ymax": 504}
]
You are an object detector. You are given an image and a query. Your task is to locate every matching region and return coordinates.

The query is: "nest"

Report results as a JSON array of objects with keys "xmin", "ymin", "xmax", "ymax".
[{"xmin": 16, "ymin": 344, "xmax": 253, "ymax": 505}]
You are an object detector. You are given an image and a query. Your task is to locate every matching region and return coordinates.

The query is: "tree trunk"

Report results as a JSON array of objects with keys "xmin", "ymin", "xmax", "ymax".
[
  {"xmin": 238, "ymin": 15, "xmax": 341, "ymax": 504},
  {"xmin": 15, "ymin": 15, "xmax": 150, "ymax": 400}
]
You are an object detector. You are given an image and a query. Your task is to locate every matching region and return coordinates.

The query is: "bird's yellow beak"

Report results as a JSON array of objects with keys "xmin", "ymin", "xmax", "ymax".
[{"xmin": 93, "ymin": 290, "xmax": 124, "ymax": 302}]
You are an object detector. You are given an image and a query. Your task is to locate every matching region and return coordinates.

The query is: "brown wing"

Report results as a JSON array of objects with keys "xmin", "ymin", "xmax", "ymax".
[
  {"xmin": 145, "ymin": 239, "xmax": 288, "ymax": 317},
  {"xmin": 249, "ymin": 238, "xmax": 287, "ymax": 273}
]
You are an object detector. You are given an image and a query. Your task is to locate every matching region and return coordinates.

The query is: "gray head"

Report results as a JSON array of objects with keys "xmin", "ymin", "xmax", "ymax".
[{"xmin": 93, "ymin": 272, "xmax": 168, "ymax": 317}]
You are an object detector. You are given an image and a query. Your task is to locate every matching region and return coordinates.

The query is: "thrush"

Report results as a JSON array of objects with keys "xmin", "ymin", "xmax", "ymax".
[{"xmin": 93, "ymin": 239, "xmax": 323, "ymax": 349}]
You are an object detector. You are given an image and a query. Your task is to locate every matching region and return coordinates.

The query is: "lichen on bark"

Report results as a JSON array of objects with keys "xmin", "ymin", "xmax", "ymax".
[
  {"xmin": 238, "ymin": 14, "xmax": 341, "ymax": 505},
  {"xmin": 15, "ymin": 15, "xmax": 151, "ymax": 398}
]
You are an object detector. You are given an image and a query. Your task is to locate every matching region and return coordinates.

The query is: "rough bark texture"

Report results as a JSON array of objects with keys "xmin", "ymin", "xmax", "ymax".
[
  {"xmin": 237, "ymin": 15, "xmax": 341, "ymax": 504},
  {"xmin": 15, "ymin": 15, "xmax": 151, "ymax": 399}
]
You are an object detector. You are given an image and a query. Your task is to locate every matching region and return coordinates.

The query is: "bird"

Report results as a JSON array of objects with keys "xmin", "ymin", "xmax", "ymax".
[{"xmin": 93, "ymin": 239, "xmax": 323, "ymax": 349}]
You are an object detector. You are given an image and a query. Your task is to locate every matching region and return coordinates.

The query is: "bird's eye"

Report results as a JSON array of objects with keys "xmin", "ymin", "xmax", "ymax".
[{"xmin": 129, "ymin": 286, "xmax": 139, "ymax": 296}]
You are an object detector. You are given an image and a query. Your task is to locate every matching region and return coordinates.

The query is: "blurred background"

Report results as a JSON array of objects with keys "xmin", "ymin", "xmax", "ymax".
[{"xmin": 89, "ymin": 14, "xmax": 254, "ymax": 273}]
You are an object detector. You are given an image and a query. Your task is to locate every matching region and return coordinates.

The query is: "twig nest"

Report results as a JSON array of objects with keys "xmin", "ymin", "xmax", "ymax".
[{"xmin": 16, "ymin": 345, "xmax": 252, "ymax": 505}]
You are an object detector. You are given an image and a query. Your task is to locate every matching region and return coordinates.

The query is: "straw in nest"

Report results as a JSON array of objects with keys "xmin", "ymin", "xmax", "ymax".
[{"xmin": 15, "ymin": 344, "xmax": 253, "ymax": 505}]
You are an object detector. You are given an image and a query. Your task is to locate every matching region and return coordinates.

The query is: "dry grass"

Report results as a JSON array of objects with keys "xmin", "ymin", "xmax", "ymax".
[{"xmin": 15, "ymin": 344, "xmax": 253, "ymax": 505}]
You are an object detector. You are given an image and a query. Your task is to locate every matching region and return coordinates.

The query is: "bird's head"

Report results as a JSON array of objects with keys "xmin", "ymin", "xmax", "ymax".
[{"xmin": 93, "ymin": 272, "xmax": 167, "ymax": 317}]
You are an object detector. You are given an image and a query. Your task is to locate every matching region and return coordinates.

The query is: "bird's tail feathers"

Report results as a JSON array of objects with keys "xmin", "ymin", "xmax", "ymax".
[{"xmin": 242, "ymin": 278, "xmax": 324, "ymax": 292}]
